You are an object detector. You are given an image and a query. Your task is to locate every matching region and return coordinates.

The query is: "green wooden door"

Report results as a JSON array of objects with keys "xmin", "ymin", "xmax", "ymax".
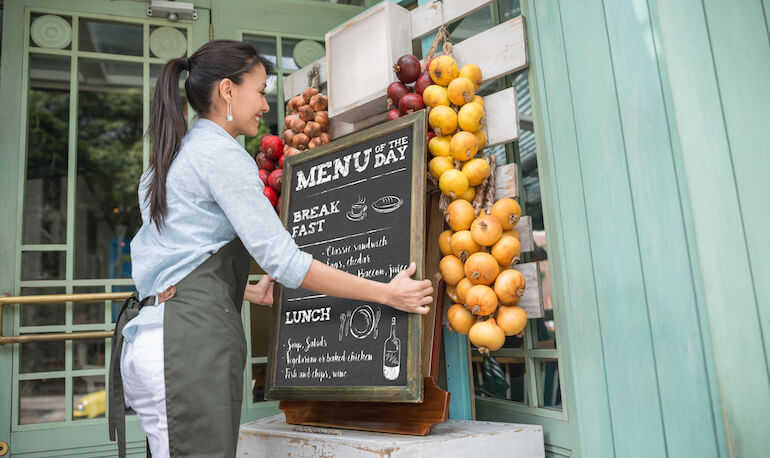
[
  {"xmin": 210, "ymin": 0, "xmax": 366, "ymax": 424},
  {"xmin": 0, "ymin": 1, "xmax": 209, "ymax": 456}
]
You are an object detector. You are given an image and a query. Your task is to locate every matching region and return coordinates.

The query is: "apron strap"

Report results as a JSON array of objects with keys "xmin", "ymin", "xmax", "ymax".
[{"xmin": 107, "ymin": 292, "xmax": 141, "ymax": 458}]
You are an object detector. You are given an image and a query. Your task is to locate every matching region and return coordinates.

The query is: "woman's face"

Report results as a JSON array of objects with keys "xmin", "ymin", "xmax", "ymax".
[{"xmin": 229, "ymin": 63, "xmax": 270, "ymax": 137}]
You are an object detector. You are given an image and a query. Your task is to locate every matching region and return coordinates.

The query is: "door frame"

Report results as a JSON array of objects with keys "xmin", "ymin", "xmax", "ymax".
[{"xmin": 0, "ymin": 1, "xmax": 209, "ymax": 455}]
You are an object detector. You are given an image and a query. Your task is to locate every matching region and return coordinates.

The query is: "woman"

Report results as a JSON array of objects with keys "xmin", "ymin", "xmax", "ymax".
[{"xmin": 107, "ymin": 40, "xmax": 433, "ymax": 458}]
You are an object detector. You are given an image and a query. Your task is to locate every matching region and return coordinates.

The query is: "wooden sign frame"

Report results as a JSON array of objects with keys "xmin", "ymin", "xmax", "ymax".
[{"xmin": 265, "ymin": 111, "xmax": 427, "ymax": 403}]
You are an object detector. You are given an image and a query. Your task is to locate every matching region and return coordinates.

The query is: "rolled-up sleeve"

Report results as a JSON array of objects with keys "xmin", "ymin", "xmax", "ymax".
[{"xmin": 201, "ymin": 144, "xmax": 312, "ymax": 288}]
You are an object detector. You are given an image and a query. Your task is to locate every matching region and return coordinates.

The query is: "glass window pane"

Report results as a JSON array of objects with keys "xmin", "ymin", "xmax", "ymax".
[
  {"xmin": 249, "ymin": 303, "xmax": 273, "ymax": 358},
  {"xmin": 20, "ymin": 341, "xmax": 65, "ymax": 373},
  {"xmin": 21, "ymin": 251, "xmax": 65, "ymax": 281},
  {"xmin": 500, "ymin": 0, "xmax": 522, "ymax": 21},
  {"xmin": 19, "ymin": 378, "xmax": 65, "ymax": 424},
  {"xmin": 473, "ymin": 356, "xmax": 526, "ymax": 403},
  {"xmin": 536, "ymin": 358, "xmax": 561, "ymax": 410},
  {"xmin": 75, "ymin": 60, "xmax": 143, "ymax": 279},
  {"xmin": 449, "ymin": 6, "xmax": 493, "ymax": 43},
  {"xmin": 73, "ymin": 285, "xmax": 106, "ymax": 324},
  {"xmin": 73, "ymin": 376, "xmax": 106, "ymax": 420},
  {"xmin": 73, "ymin": 339, "xmax": 106, "ymax": 370},
  {"xmin": 19, "ymin": 287, "xmax": 66, "ymax": 326},
  {"xmin": 79, "ymin": 19, "xmax": 142, "ymax": 56},
  {"xmin": 242, "ymin": 35, "xmax": 277, "ymax": 68},
  {"xmin": 25, "ymin": 55, "xmax": 70, "ymax": 244},
  {"xmin": 251, "ymin": 362, "xmax": 267, "ymax": 403}
]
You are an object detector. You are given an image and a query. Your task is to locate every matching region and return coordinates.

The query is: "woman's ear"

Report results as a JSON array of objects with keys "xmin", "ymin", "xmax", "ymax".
[{"xmin": 218, "ymin": 78, "xmax": 234, "ymax": 101}]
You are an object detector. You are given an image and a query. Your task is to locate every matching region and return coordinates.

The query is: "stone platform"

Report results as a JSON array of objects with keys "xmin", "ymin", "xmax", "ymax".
[{"xmin": 237, "ymin": 414, "xmax": 544, "ymax": 457}]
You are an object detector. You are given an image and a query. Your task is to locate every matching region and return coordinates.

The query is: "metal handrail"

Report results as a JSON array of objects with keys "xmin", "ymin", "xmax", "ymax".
[{"xmin": 0, "ymin": 292, "xmax": 132, "ymax": 344}]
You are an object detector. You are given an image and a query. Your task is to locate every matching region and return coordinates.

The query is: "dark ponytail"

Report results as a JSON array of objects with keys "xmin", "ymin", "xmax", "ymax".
[{"xmin": 146, "ymin": 40, "xmax": 273, "ymax": 230}]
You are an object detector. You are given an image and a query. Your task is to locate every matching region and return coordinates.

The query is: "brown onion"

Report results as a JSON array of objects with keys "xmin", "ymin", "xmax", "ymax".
[
  {"xmin": 302, "ymin": 86, "xmax": 319, "ymax": 102},
  {"xmin": 292, "ymin": 133, "xmax": 310, "ymax": 150},
  {"xmin": 307, "ymin": 137, "xmax": 322, "ymax": 150},
  {"xmin": 319, "ymin": 132, "xmax": 332, "ymax": 144},
  {"xmin": 304, "ymin": 121, "xmax": 322, "ymax": 138},
  {"xmin": 281, "ymin": 129, "xmax": 295, "ymax": 145},
  {"xmin": 298, "ymin": 105, "xmax": 315, "ymax": 122},
  {"xmin": 309, "ymin": 93, "xmax": 327, "ymax": 111},
  {"xmin": 288, "ymin": 96, "xmax": 305, "ymax": 113}
]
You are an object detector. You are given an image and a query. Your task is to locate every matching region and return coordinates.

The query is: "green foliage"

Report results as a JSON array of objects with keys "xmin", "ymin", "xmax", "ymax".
[{"xmin": 244, "ymin": 118, "xmax": 271, "ymax": 157}]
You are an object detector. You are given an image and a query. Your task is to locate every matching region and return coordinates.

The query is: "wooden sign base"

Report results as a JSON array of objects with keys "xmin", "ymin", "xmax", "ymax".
[{"xmin": 279, "ymin": 377, "xmax": 449, "ymax": 436}]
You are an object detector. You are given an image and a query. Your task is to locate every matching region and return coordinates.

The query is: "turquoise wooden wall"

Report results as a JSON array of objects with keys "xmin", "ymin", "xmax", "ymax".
[
  {"xmin": 651, "ymin": 1, "xmax": 770, "ymax": 457},
  {"xmin": 521, "ymin": 0, "xmax": 770, "ymax": 455}
]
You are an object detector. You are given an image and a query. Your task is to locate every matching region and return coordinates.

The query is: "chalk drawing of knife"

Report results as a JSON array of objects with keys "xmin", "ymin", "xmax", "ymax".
[
  {"xmin": 338, "ymin": 312, "xmax": 346, "ymax": 341},
  {"xmin": 373, "ymin": 307, "xmax": 382, "ymax": 339}
]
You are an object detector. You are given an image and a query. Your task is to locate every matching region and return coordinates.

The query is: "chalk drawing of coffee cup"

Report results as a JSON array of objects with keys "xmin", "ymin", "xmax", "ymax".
[{"xmin": 346, "ymin": 197, "xmax": 367, "ymax": 222}]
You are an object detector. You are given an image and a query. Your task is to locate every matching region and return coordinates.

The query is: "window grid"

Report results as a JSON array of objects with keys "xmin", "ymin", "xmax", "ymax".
[
  {"xmin": 467, "ymin": 0, "xmax": 567, "ymax": 420},
  {"xmin": 13, "ymin": 7, "xmax": 194, "ymax": 430}
]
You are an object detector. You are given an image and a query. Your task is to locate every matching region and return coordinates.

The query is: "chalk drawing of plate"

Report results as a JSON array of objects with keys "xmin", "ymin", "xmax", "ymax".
[
  {"xmin": 346, "ymin": 211, "xmax": 367, "ymax": 221},
  {"xmin": 371, "ymin": 195, "xmax": 403, "ymax": 213},
  {"xmin": 349, "ymin": 305, "xmax": 375, "ymax": 339}
]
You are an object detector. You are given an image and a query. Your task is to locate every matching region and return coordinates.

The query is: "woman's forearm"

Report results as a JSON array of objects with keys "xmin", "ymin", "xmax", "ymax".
[{"xmin": 300, "ymin": 259, "xmax": 392, "ymax": 306}]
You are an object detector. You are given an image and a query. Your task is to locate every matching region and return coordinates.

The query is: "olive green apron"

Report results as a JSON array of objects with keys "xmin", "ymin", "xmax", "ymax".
[{"xmin": 109, "ymin": 238, "xmax": 251, "ymax": 457}]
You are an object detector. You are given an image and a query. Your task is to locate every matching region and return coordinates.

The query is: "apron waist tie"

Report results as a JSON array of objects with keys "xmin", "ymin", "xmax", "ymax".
[{"xmin": 108, "ymin": 290, "xmax": 167, "ymax": 457}]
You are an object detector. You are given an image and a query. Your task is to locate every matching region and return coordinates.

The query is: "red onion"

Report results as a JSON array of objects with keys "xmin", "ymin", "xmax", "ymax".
[
  {"xmin": 398, "ymin": 93, "xmax": 425, "ymax": 116},
  {"xmin": 393, "ymin": 54, "xmax": 421, "ymax": 84}
]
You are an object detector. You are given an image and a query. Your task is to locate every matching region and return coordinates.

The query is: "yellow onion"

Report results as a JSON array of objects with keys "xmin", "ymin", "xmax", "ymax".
[
  {"xmin": 496, "ymin": 305, "xmax": 527, "ymax": 336},
  {"xmin": 469, "ymin": 318, "xmax": 506, "ymax": 355},
  {"xmin": 446, "ymin": 199, "xmax": 476, "ymax": 231},
  {"xmin": 447, "ymin": 304, "xmax": 475, "ymax": 335},
  {"xmin": 439, "ymin": 255, "xmax": 465, "ymax": 285},
  {"xmin": 461, "ymin": 158, "xmax": 491, "ymax": 186}
]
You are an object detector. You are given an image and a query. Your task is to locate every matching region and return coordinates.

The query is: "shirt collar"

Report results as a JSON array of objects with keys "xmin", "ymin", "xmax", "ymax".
[{"xmin": 192, "ymin": 117, "xmax": 243, "ymax": 149}]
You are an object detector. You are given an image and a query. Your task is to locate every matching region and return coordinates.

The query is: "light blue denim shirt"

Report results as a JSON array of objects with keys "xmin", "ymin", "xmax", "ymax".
[{"xmin": 123, "ymin": 118, "xmax": 312, "ymax": 341}]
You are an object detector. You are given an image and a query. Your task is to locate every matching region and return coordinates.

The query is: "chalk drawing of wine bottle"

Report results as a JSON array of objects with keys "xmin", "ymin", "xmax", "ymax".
[{"xmin": 382, "ymin": 317, "xmax": 401, "ymax": 380}]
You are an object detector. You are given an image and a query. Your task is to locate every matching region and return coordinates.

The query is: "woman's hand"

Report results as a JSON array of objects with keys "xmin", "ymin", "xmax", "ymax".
[
  {"xmin": 385, "ymin": 263, "xmax": 433, "ymax": 315},
  {"xmin": 244, "ymin": 275, "xmax": 274, "ymax": 306},
  {"xmin": 300, "ymin": 260, "xmax": 434, "ymax": 315}
]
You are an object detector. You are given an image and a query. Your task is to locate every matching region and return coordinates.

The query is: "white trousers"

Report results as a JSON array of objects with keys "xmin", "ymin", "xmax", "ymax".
[{"xmin": 121, "ymin": 325, "xmax": 170, "ymax": 458}]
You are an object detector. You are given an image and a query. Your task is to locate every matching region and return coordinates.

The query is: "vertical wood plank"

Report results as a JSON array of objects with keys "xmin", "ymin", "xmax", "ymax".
[
  {"xmin": 702, "ymin": 0, "xmax": 770, "ymax": 377},
  {"xmin": 557, "ymin": 0, "xmax": 667, "ymax": 455},
  {"xmin": 653, "ymin": 0, "xmax": 770, "ymax": 456},
  {"xmin": 527, "ymin": 0, "xmax": 615, "ymax": 455},
  {"xmin": 601, "ymin": 0, "xmax": 723, "ymax": 456}
]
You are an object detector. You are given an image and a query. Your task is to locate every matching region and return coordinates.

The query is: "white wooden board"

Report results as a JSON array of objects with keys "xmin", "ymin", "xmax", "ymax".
[
  {"xmin": 494, "ymin": 163, "xmax": 518, "ymax": 199},
  {"xmin": 451, "ymin": 16, "xmax": 527, "ymax": 85},
  {"xmin": 410, "ymin": 0, "xmax": 494, "ymax": 40},
  {"xmin": 325, "ymin": 2, "xmax": 412, "ymax": 123},
  {"xmin": 238, "ymin": 414, "xmax": 545, "ymax": 457},
  {"xmin": 484, "ymin": 86, "xmax": 520, "ymax": 146},
  {"xmin": 512, "ymin": 262, "xmax": 543, "ymax": 319},
  {"xmin": 517, "ymin": 216, "xmax": 534, "ymax": 253}
]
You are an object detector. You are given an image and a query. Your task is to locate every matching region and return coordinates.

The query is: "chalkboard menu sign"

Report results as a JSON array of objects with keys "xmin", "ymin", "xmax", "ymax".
[{"xmin": 265, "ymin": 111, "xmax": 426, "ymax": 403}]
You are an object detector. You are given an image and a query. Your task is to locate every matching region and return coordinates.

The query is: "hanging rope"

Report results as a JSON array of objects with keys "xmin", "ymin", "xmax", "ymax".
[
  {"xmin": 422, "ymin": 25, "xmax": 452, "ymax": 71},
  {"xmin": 306, "ymin": 62, "xmax": 321, "ymax": 90}
]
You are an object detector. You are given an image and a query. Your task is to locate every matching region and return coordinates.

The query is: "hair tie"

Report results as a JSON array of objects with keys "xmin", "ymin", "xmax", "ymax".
[{"xmin": 183, "ymin": 57, "xmax": 191, "ymax": 71}]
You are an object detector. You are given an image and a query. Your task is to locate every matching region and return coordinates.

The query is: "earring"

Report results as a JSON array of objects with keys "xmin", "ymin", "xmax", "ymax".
[{"xmin": 226, "ymin": 100, "xmax": 233, "ymax": 122}]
